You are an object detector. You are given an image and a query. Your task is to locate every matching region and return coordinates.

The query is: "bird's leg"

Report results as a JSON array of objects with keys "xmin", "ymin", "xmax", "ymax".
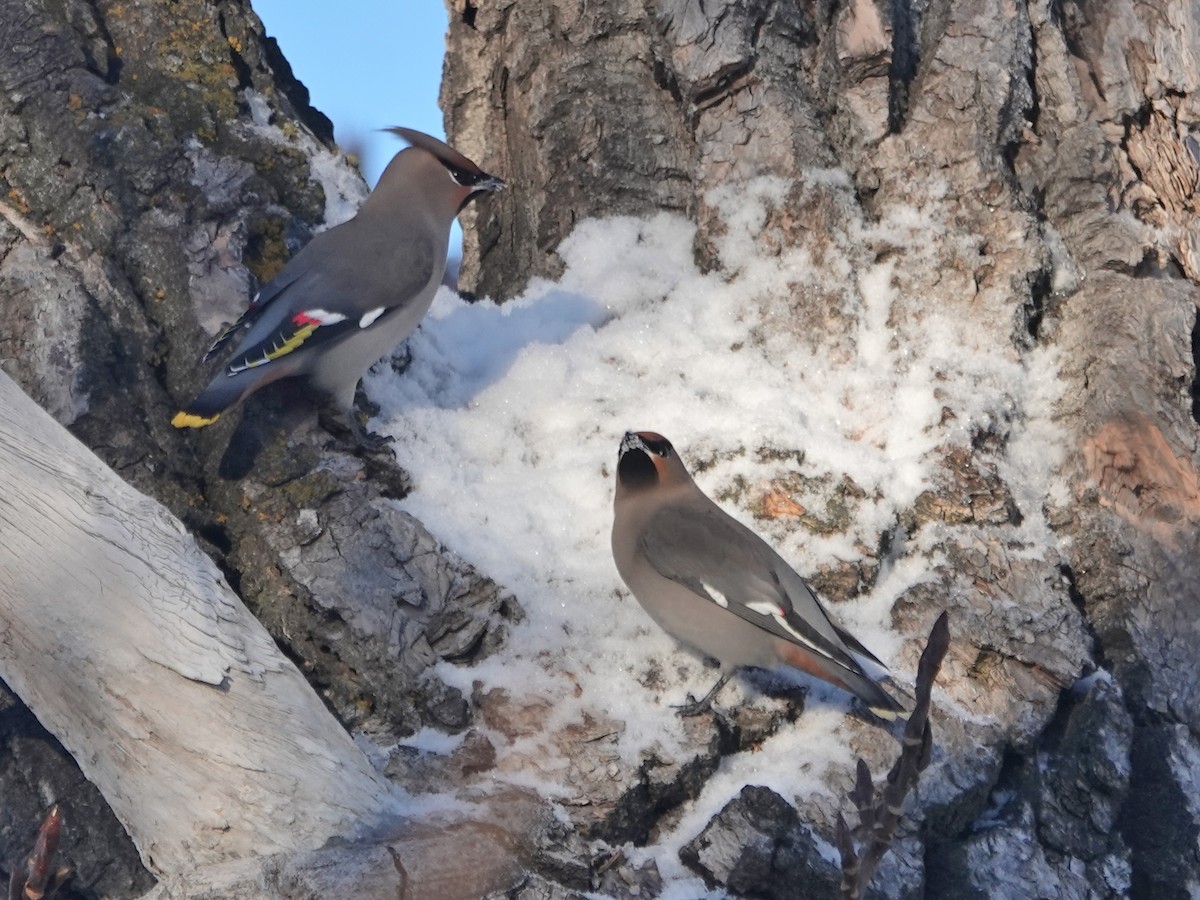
[
  {"xmin": 349, "ymin": 385, "xmax": 393, "ymax": 451},
  {"xmin": 353, "ymin": 383, "xmax": 382, "ymax": 418},
  {"xmin": 345, "ymin": 410, "xmax": 394, "ymax": 452},
  {"xmin": 674, "ymin": 671, "xmax": 732, "ymax": 717},
  {"xmin": 318, "ymin": 404, "xmax": 394, "ymax": 452}
]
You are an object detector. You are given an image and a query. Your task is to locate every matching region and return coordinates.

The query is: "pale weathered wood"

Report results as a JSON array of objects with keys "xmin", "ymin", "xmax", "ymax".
[
  {"xmin": 0, "ymin": 371, "xmax": 398, "ymax": 876},
  {"xmin": 0, "ymin": 374, "xmax": 540, "ymax": 896},
  {"xmin": 135, "ymin": 817, "xmax": 535, "ymax": 900}
]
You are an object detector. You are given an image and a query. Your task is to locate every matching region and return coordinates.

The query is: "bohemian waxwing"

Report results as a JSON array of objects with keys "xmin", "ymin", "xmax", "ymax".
[
  {"xmin": 172, "ymin": 127, "xmax": 504, "ymax": 445},
  {"xmin": 611, "ymin": 431, "xmax": 904, "ymax": 719}
]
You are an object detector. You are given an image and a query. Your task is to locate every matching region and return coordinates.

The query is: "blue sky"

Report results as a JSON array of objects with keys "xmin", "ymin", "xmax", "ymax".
[{"xmin": 252, "ymin": 1, "xmax": 450, "ymax": 187}]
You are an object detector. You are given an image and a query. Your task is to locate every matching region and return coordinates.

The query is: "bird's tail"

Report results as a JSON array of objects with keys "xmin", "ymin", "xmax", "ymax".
[
  {"xmin": 776, "ymin": 642, "xmax": 906, "ymax": 720},
  {"xmin": 832, "ymin": 663, "xmax": 906, "ymax": 720},
  {"xmin": 171, "ymin": 374, "xmax": 245, "ymax": 429},
  {"xmin": 833, "ymin": 623, "xmax": 888, "ymax": 670},
  {"xmin": 172, "ymin": 409, "xmax": 220, "ymax": 428},
  {"xmin": 854, "ymin": 678, "xmax": 907, "ymax": 721}
]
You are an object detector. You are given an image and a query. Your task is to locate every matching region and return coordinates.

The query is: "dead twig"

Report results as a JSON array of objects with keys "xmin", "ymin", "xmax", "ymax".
[
  {"xmin": 837, "ymin": 612, "xmax": 950, "ymax": 900},
  {"xmin": 7, "ymin": 805, "xmax": 73, "ymax": 900}
]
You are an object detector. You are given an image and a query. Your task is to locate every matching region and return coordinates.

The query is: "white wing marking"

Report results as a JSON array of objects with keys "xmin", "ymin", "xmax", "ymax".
[
  {"xmin": 746, "ymin": 601, "xmax": 784, "ymax": 617},
  {"xmin": 359, "ymin": 307, "xmax": 386, "ymax": 328},
  {"xmin": 773, "ymin": 613, "xmax": 840, "ymax": 663},
  {"xmin": 700, "ymin": 582, "xmax": 729, "ymax": 608},
  {"xmin": 303, "ymin": 308, "xmax": 347, "ymax": 325}
]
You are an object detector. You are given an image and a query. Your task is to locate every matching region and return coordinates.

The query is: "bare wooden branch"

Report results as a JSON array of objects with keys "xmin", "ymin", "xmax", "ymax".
[
  {"xmin": 0, "ymin": 373, "xmax": 399, "ymax": 878},
  {"xmin": 835, "ymin": 812, "xmax": 858, "ymax": 892},
  {"xmin": 849, "ymin": 759, "xmax": 876, "ymax": 835},
  {"xmin": 839, "ymin": 612, "xmax": 951, "ymax": 900},
  {"xmin": 24, "ymin": 804, "xmax": 64, "ymax": 900}
]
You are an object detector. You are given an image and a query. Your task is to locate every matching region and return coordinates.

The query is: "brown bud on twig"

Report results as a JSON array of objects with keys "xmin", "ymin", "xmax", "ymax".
[{"xmin": 7, "ymin": 806, "xmax": 73, "ymax": 900}]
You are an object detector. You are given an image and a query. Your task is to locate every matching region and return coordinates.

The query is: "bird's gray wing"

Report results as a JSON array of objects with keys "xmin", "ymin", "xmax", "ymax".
[
  {"xmin": 201, "ymin": 259, "xmax": 314, "ymax": 362},
  {"xmin": 219, "ymin": 227, "xmax": 437, "ymax": 376},
  {"xmin": 639, "ymin": 504, "xmax": 866, "ymax": 674}
]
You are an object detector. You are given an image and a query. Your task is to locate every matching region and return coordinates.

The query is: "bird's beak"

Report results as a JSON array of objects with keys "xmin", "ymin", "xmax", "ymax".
[
  {"xmin": 475, "ymin": 173, "xmax": 506, "ymax": 193},
  {"xmin": 620, "ymin": 431, "xmax": 647, "ymax": 458},
  {"xmin": 459, "ymin": 173, "xmax": 507, "ymax": 213}
]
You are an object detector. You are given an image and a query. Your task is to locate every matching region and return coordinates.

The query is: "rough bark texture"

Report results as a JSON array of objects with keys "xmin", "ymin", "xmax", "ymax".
[
  {"xmin": 3, "ymin": 0, "xmax": 1199, "ymax": 896},
  {"xmin": 0, "ymin": 0, "xmax": 518, "ymax": 894},
  {"xmin": 444, "ymin": 0, "xmax": 1200, "ymax": 896},
  {"xmin": 0, "ymin": 682, "xmax": 154, "ymax": 899}
]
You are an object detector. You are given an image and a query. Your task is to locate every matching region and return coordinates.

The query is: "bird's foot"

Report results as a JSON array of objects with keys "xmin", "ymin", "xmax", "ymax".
[
  {"xmin": 672, "ymin": 671, "xmax": 732, "ymax": 718},
  {"xmin": 353, "ymin": 384, "xmax": 382, "ymax": 418},
  {"xmin": 673, "ymin": 693, "xmax": 716, "ymax": 718},
  {"xmin": 348, "ymin": 417, "xmax": 394, "ymax": 453},
  {"xmin": 320, "ymin": 408, "xmax": 394, "ymax": 453}
]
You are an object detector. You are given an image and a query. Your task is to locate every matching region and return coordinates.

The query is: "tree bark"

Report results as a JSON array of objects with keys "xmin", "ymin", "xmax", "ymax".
[
  {"xmin": 0, "ymin": 0, "xmax": 520, "ymax": 893},
  {"xmin": 445, "ymin": 0, "xmax": 1200, "ymax": 894},
  {"xmin": 2, "ymin": 0, "xmax": 1198, "ymax": 896}
]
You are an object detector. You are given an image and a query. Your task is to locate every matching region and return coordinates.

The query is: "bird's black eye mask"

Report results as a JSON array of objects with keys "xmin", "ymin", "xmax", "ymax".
[
  {"xmin": 448, "ymin": 165, "xmax": 504, "ymax": 212},
  {"xmin": 449, "ymin": 166, "xmax": 488, "ymax": 188},
  {"xmin": 639, "ymin": 436, "xmax": 671, "ymax": 457}
]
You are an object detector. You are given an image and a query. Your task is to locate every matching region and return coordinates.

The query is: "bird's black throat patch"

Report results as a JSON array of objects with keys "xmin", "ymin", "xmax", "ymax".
[{"xmin": 618, "ymin": 448, "xmax": 659, "ymax": 490}]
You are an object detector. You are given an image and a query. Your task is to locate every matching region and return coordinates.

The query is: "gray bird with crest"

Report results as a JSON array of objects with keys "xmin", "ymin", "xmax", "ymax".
[
  {"xmin": 172, "ymin": 127, "xmax": 504, "ymax": 446},
  {"xmin": 612, "ymin": 431, "xmax": 904, "ymax": 719}
]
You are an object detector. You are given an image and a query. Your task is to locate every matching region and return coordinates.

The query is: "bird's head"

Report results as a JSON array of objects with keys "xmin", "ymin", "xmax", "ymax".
[
  {"xmin": 380, "ymin": 126, "xmax": 505, "ymax": 214},
  {"xmin": 616, "ymin": 431, "xmax": 691, "ymax": 494}
]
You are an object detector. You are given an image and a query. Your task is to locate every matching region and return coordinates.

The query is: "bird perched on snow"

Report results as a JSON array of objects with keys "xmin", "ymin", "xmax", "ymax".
[
  {"xmin": 611, "ymin": 431, "xmax": 904, "ymax": 719},
  {"xmin": 171, "ymin": 127, "xmax": 505, "ymax": 446}
]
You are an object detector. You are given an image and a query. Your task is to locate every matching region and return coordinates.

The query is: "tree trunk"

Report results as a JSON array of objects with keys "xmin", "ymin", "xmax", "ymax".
[
  {"xmin": 445, "ymin": 0, "xmax": 1200, "ymax": 894},
  {"xmin": 0, "ymin": 0, "xmax": 521, "ymax": 894},
  {"xmin": 3, "ymin": 0, "xmax": 1198, "ymax": 896},
  {"xmin": 0, "ymin": 370, "xmax": 396, "ymax": 874}
]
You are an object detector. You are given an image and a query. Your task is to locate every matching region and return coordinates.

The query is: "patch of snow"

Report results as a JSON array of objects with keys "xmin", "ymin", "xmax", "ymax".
[
  {"xmin": 238, "ymin": 88, "xmax": 369, "ymax": 227},
  {"xmin": 1042, "ymin": 221, "xmax": 1083, "ymax": 296},
  {"xmin": 245, "ymin": 88, "xmax": 273, "ymax": 127},
  {"xmin": 399, "ymin": 727, "xmax": 468, "ymax": 756},
  {"xmin": 307, "ymin": 146, "xmax": 368, "ymax": 227},
  {"xmin": 1070, "ymin": 668, "xmax": 1114, "ymax": 695},
  {"xmin": 362, "ymin": 168, "xmax": 1069, "ymax": 887}
]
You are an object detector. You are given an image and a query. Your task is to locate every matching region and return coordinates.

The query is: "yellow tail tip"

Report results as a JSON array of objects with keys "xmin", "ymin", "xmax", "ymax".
[
  {"xmin": 869, "ymin": 704, "xmax": 905, "ymax": 722},
  {"xmin": 172, "ymin": 411, "xmax": 220, "ymax": 428}
]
